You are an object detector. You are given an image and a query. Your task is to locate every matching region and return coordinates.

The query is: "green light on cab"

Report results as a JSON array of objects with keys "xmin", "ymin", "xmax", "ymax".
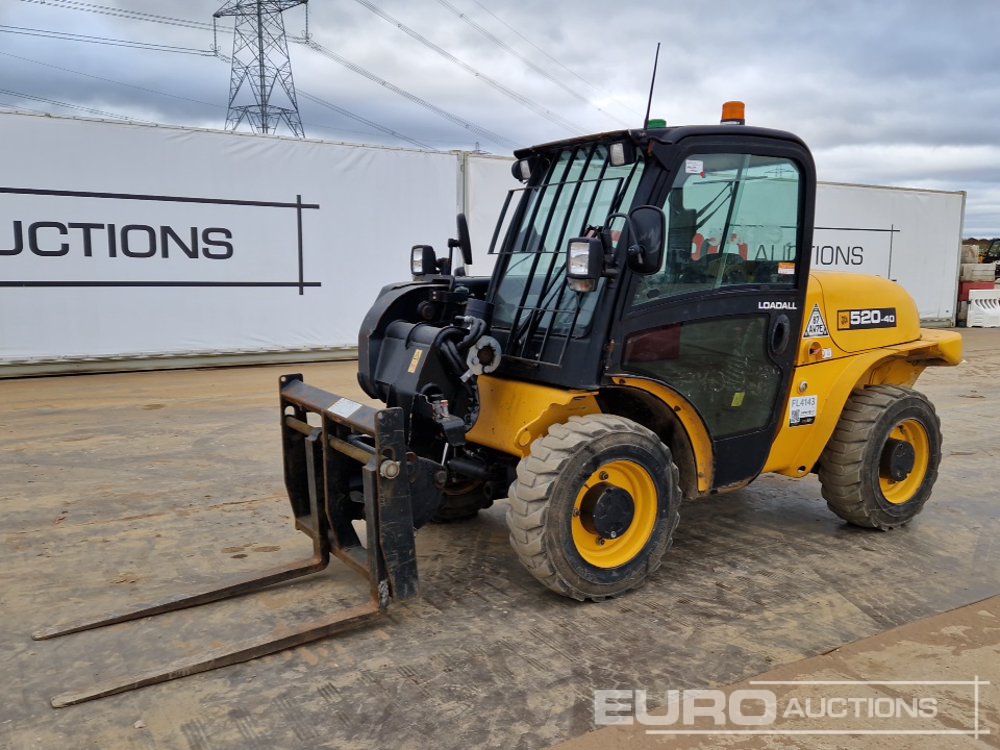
[{"xmin": 647, "ymin": 118, "xmax": 667, "ymax": 128}]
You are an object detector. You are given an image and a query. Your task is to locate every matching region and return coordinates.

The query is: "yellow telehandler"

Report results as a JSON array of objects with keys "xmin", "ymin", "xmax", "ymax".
[{"xmin": 38, "ymin": 102, "xmax": 961, "ymax": 707}]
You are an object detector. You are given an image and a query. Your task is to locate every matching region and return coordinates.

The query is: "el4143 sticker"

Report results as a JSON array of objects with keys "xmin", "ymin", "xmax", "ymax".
[{"xmin": 837, "ymin": 308, "xmax": 897, "ymax": 330}]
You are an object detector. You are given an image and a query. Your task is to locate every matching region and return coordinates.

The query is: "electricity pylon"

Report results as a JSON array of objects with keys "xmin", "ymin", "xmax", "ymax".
[{"xmin": 214, "ymin": 1, "xmax": 307, "ymax": 137}]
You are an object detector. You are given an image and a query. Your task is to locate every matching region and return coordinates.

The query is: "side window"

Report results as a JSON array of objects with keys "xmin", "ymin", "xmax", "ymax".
[{"xmin": 632, "ymin": 153, "xmax": 800, "ymax": 307}]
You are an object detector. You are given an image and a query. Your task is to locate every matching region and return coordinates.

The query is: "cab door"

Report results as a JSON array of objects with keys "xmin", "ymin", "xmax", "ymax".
[{"xmin": 609, "ymin": 143, "xmax": 815, "ymax": 488}]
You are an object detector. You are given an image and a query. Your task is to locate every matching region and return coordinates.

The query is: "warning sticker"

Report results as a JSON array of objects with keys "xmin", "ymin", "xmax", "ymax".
[
  {"xmin": 328, "ymin": 397, "xmax": 362, "ymax": 419},
  {"xmin": 789, "ymin": 395, "xmax": 818, "ymax": 427},
  {"xmin": 685, "ymin": 159, "xmax": 704, "ymax": 175},
  {"xmin": 407, "ymin": 348, "xmax": 424, "ymax": 373},
  {"xmin": 803, "ymin": 303, "xmax": 829, "ymax": 338}
]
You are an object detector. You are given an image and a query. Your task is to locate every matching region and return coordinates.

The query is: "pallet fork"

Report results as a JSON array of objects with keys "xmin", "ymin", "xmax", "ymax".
[{"xmin": 36, "ymin": 374, "xmax": 437, "ymax": 708}]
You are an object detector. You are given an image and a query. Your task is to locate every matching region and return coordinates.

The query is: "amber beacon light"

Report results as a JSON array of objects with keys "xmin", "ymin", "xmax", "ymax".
[{"xmin": 720, "ymin": 100, "xmax": 746, "ymax": 124}]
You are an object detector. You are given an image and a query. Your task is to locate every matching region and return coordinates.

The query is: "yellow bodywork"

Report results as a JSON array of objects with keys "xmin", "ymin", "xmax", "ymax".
[
  {"xmin": 467, "ymin": 270, "xmax": 961, "ymax": 496},
  {"xmin": 465, "ymin": 376, "xmax": 600, "ymax": 456},
  {"xmin": 762, "ymin": 272, "xmax": 961, "ymax": 478},
  {"xmin": 604, "ymin": 376, "xmax": 715, "ymax": 494}
]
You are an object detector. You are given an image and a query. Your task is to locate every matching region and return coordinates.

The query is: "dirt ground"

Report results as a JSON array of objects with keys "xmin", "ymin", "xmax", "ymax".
[{"xmin": 1, "ymin": 329, "xmax": 998, "ymax": 750}]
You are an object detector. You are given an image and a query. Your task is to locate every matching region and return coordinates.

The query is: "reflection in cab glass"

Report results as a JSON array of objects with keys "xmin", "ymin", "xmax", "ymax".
[{"xmin": 632, "ymin": 153, "xmax": 800, "ymax": 306}]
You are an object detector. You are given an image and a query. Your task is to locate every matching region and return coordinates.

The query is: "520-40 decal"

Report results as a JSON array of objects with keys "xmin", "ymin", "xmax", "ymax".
[{"xmin": 837, "ymin": 308, "xmax": 897, "ymax": 330}]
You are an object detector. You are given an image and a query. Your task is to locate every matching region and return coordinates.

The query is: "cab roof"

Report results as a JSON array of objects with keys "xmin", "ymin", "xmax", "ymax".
[{"xmin": 513, "ymin": 125, "xmax": 808, "ymax": 159}]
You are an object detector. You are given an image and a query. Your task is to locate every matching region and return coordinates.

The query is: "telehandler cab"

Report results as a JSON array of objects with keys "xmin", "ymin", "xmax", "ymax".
[{"xmin": 38, "ymin": 102, "xmax": 962, "ymax": 706}]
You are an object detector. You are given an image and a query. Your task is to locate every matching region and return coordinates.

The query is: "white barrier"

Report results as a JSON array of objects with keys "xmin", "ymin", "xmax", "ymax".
[{"xmin": 967, "ymin": 289, "xmax": 1000, "ymax": 328}]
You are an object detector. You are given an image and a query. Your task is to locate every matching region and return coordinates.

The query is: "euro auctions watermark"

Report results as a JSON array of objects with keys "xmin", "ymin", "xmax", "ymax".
[{"xmin": 594, "ymin": 678, "xmax": 991, "ymax": 738}]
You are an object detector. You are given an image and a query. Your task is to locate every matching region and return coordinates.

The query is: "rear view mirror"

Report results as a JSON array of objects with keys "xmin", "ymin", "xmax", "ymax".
[
  {"xmin": 626, "ymin": 205, "xmax": 666, "ymax": 275},
  {"xmin": 448, "ymin": 213, "xmax": 473, "ymax": 267}
]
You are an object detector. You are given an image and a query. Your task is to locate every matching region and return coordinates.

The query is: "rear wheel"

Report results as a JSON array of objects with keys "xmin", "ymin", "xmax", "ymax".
[
  {"xmin": 818, "ymin": 385, "xmax": 941, "ymax": 529},
  {"xmin": 506, "ymin": 414, "xmax": 681, "ymax": 601}
]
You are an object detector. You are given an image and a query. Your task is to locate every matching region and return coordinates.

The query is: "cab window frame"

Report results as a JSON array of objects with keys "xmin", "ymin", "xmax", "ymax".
[{"xmin": 622, "ymin": 145, "xmax": 811, "ymax": 317}]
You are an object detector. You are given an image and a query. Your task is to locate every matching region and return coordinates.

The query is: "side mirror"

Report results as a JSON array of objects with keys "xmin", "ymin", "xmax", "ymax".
[
  {"xmin": 411, "ymin": 245, "xmax": 437, "ymax": 277},
  {"xmin": 566, "ymin": 237, "xmax": 604, "ymax": 292},
  {"xmin": 626, "ymin": 205, "xmax": 666, "ymax": 275},
  {"xmin": 448, "ymin": 212, "xmax": 473, "ymax": 267}
]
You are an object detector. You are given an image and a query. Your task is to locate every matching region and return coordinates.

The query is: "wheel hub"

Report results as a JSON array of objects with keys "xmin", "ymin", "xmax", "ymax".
[
  {"xmin": 880, "ymin": 437, "xmax": 916, "ymax": 482},
  {"xmin": 579, "ymin": 484, "xmax": 635, "ymax": 540}
]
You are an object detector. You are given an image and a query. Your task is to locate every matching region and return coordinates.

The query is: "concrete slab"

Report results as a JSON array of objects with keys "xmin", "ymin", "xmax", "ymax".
[{"xmin": 1, "ymin": 330, "xmax": 998, "ymax": 750}]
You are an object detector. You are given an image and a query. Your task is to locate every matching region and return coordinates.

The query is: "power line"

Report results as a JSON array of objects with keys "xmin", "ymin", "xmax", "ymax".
[
  {"xmin": 300, "ymin": 39, "xmax": 517, "ymax": 149},
  {"xmin": 213, "ymin": 47, "xmax": 438, "ymax": 149},
  {"xmin": 0, "ymin": 50, "xmax": 224, "ymax": 109},
  {"xmin": 297, "ymin": 90, "xmax": 433, "ymax": 150},
  {"xmin": 212, "ymin": 48, "xmax": 431, "ymax": 149},
  {"xmin": 465, "ymin": 0, "xmax": 643, "ymax": 119},
  {"xmin": 17, "ymin": 0, "xmax": 215, "ymax": 31},
  {"xmin": 0, "ymin": 24, "xmax": 216, "ymax": 55},
  {"xmin": 349, "ymin": 0, "xmax": 585, "ymax": 136},
  {"xmin": 3, "ymin": 7, "xmax": 511, "ymax": 150},
  {"xmin": 0, "ymin": 87, "xmax": 155, "ymax": 123},
  {"xmin": 431, "ymin": 0, "xmax": 630, "ymax": 128},
  {"xmin": 0, "ymin": 100, "xmax": 51, "ymax": 116}
]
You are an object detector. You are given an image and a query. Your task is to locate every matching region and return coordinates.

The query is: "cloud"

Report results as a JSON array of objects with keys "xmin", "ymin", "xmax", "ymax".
[{"xmin": 0, "ymin": 0, "xmax": 997, "ymax": 234}]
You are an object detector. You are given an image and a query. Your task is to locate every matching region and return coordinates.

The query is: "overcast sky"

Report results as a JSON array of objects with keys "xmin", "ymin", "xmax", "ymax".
[{"xmin": 1, "ymin": 0, "xmax": 998, "ymax": 236}]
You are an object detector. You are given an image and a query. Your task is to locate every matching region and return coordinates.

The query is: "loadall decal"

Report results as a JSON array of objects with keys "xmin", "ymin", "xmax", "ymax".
[
  {"xmin": 759, "ymin": 301, "xmax": 797, "ymax": 311},
  {"xmin": 837, "ymin": 308, "xmax": 898, "ymax": 330}
]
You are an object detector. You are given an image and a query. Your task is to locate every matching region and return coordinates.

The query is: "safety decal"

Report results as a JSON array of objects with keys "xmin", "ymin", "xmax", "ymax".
[
  {"xmin": 789, "ymin": 395, "xmax": 818, "ymax": 427},
  {"xmin": 803, "ymin": 303, "xmax": 829, "ymax": 338},
  {"xmin": 407, "ymin": 348, "xmax": 424, "ymax": 373},
  {"xmin": 837, "ymin": 308, "xmax": 897, "ymax": 330},
  {"xmin": 328, "ymin": 397, "xmax": 362, "ymax": 419}
]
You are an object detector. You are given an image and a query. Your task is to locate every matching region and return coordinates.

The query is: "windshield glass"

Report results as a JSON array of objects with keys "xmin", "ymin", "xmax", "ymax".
[{"xmin": 491, "ymin": 143, "xmax": 644, "ymax": 358}]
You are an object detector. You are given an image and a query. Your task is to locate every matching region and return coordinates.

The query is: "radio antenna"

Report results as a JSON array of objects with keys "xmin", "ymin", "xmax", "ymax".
[{"xmin": 643, "ymin": 42, "xmax": 661, "ymax": 128}]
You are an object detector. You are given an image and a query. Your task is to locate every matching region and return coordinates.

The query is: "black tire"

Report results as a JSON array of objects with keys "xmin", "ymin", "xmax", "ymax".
[
  {"xmin": 818, "ymin": 385, "xmax": 942, "ymax": 530},
  {"xmin": 506, "ymin": 414, "xmax": 681, "ymax": 601},
  {"xmin": 431, "ymin": 481, "xmax": 492, "ymax": 523}
]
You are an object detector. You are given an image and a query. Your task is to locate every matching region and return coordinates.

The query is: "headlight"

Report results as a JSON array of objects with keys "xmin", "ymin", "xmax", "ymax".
[
  {"xmin": 411, "ymin": 245, "xmax": 435, "ymax": 276},
  {"xmin": 568, "ymin": 241, "xmax": 594, "ymax": 277}
]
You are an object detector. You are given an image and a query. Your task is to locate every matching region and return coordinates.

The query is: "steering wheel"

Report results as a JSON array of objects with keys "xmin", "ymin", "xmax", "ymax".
[{"xmin": 710, "ymin": 252, "xmax": 747, "ymax": 284}]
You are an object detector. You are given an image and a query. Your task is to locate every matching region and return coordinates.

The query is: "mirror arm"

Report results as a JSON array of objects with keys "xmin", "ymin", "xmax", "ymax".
[{"xmin": 605, "ymin": 211, "xmax": 643, "ymax": 267}]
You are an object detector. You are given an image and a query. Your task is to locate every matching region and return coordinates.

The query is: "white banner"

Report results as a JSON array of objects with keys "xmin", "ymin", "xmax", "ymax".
[
  {"xmin": 812, "ymin": 183, "xmax": 965, "ymax": 322},
  {"xmin": 0, "ymin": 113, "xmax": 459, "ymax": 361},
  {"xmin": 0, "ymin": 115, "xmax": 965, "ymax": 366}
]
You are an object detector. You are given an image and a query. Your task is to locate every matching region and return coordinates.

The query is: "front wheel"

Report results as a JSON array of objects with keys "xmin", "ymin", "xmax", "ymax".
[
  {"xmin": 818, "ymin": 385, "xmax": 942, "ymax": 529},
  {"xmin": 506, "ymin": 414, "xmax": 681, "ymax": 601}
]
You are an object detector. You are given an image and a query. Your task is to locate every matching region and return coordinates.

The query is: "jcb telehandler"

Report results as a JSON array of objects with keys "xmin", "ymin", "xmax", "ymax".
[{"xmin": 38, "ymin": 102, "xmax": 962, "ymax": 707}]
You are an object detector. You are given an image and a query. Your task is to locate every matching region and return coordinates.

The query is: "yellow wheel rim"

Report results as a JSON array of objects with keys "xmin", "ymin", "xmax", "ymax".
[
  {"xmin": 571, "ymin": 459, "xmax": 657, "ymax": 569},
  {"xmin": 879, "ymin": 419, "xmax": 930, "ymax": 505}
]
